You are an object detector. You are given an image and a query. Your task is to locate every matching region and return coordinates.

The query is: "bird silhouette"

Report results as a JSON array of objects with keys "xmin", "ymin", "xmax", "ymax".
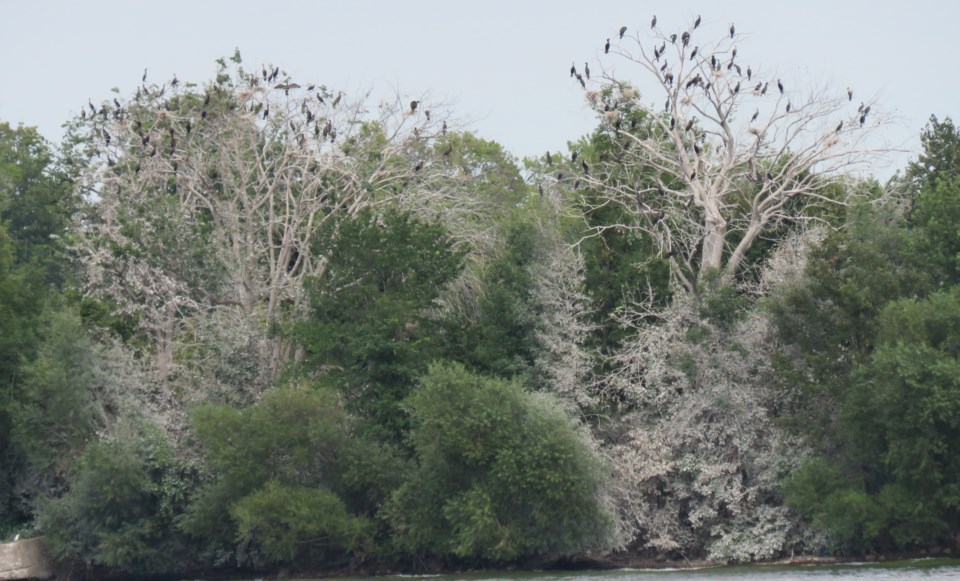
[
  {"xmin": 651, "ymin": 15, "xmax": 657, "ymax": 28},
  {"xmin": 847, "ymin": 87, "xmax": 853, "ymax": 101},
  {"xmin": 410, "ymin": 100, "xmax": 419, "ymax": 113},
  {"xmin": 694, "ymin": 15, "xmax": 701, "ymax": 28},
  {"xmin": 777, "ymin": 79, "xmax": 784, "ymax": 94},
  {"xmin": 605, "ymin": 38, "xmax": 611, "ymax": 53},
  {"xmin": 584, "ymin": 62, "xmax": 591, "ymax": 79},
  {"xmin": 751, "ymin": 109, "xmax": 759, "ymax": 122},
  {"xmin": 730, "ymin": 23, "xmax": 735, "ymax": 38},
  {"xmin": 619, "ymin": 25, "xmax": 627, "ymax": 38}
]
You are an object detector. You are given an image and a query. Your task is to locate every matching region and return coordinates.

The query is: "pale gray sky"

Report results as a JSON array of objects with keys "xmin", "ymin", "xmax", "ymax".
[{"xmin": 1, "ymin": 0, "xmax": 955, "ymax": 178}]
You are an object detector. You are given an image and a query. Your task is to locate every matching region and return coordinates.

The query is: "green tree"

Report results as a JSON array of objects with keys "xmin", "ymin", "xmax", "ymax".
[
  {"xmin": 39, "ymin": 425, "xmax": 190, "ymax": 574},
  {"xmin": 296, "ymin": 206, "xmax": 465, "ymax": 441},
  {"xmin": 182, "ymin": 387, "xmax": 383, "ymax": 565},
  {"xmin": 387, "ymin": 362, "xmax": 613, "ymax": 562}
]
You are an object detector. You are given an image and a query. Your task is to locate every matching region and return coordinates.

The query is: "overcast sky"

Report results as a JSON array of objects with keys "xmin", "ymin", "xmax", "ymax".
[{"xmin": 1, "ymin": 0, "xmax": 955, "ymax": 179}]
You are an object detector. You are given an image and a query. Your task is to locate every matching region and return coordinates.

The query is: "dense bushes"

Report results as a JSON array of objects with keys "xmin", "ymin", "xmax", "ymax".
[{"xmin": 387, "ymin": 362, "xmax": 613, "ymax": 561}]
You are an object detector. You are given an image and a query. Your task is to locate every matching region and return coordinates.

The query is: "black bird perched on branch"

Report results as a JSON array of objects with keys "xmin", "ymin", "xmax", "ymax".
[
  {"xmin": 730, "ymin": 23, "xmax": 735, "ymax": 38},
  {"xmin": 142, "ymin": 68, "xmax": 147, "ymax": 82},
  {"xmin": 670, "ymin": 116, "xmax": 676, "ymax": 129},
  {"xmin": 847, "ymin": 87, "xmax": 853, "ymax": 101},
  {"xmin": 747, "ymin": 66, "xmax": 752, "ymax": 80},
  {"xmin": 835, "ymin": 121, "xmax": 843, "ymax": 134},
  {"xmin": 681, "ymin": 31, "xmax": 690, "ymax": 46},
  {"xmin": 605, "ymin": 38, "xmax": 610, "ymax": 53},
  {"xmin": 685, "ymin": 119, "xmax": 694, "ymax": 132},
  {"xmin": 584, "ymin": 62, "xmax": 590, "ymax": 79},
  {"xmin": 733, "ymin": 81, "xmax": 740, "ymax": 94},
  {"xmin": 570, "ymin": 62, "xmax": 577, "ymax": 77},
  {"xmin": 777, "ymin": 79, "xmax": 784, "ymax": 94},
  {"xmin": 690, "ymin": 46, "xmax": 698, "ymax": 60},
  {"xmin": 581, "ymin": 159, "xmax": 589, "ymax": 174},
  {"xmin": 651, "ymin": 15, "xmax": 657, "ymax": 28},
  {"xmin": 694, "ymin": 15, "xmax": 701, "ymax": 28},
  {"xmin": 761, "ymin": 82, "xmax": 768, "ymax": 96},
  {"xmin": 546, "ymin": 151, "xmax": 553, "ymax": 166},
  {"xmin": 410, "ymin": 100, "xmax": 419, "ymax": 113},
  {"xmin": 619, "ymin": 25, "xmax": 627, "ymax": 38},
  {"xmin": 751, "ymin": 109, "xmax": 759, "ymax": 122},
  {"xmin": 576, "ymin": 73, "xmax": 586, "ymax": 89},
  {"xmin": 670, "ymin": 33, "xmax": 677, "ymax": 43},
  {"xmin": 786, "ymin": 101, "xmax": 791, "ymax": 113}
]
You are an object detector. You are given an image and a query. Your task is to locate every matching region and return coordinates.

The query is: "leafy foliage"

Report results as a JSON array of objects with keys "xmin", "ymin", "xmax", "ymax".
[
  {"xmin": 387, "ymin": 362, "xmax": 613, "ymax": 561},
  {"xmin": 297, "ymin": 206, "xmax": 466, "ymax": 441}
]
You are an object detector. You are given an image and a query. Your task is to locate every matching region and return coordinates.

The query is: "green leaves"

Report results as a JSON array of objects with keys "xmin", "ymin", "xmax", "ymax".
[{"xmin": 387, "ymin": 362, "xmax": 612, "ymax": 561}]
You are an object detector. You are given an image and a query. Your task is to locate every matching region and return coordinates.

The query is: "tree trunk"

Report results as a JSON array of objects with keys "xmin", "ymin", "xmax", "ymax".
[{"xmin": 699, "ymin": 215, "xmax": 727, "ymax": 275}]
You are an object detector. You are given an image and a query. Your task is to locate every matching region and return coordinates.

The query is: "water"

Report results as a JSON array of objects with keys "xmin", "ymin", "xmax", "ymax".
[{"xmin": 300, "ymin": 558, "xmax": 960, "ymax": 580}]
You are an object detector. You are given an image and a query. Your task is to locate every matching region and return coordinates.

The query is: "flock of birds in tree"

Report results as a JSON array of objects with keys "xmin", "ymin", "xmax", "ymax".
[
  {"xmin": 560, "ymin": 15, "xmax": 873, "ymax": 183},
  {"xmin": 79, "ymin": 67, "xmax": 449, "ymax": 179}
]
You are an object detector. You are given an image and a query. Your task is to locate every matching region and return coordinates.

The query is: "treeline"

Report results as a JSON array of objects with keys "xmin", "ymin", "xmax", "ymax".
[{"xmin": 0, "ymin": 47, "xmax": 957, "ymax": 578}]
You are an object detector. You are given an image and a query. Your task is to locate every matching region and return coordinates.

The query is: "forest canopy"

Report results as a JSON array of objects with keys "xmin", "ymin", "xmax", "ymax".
[{"xmin": 0, "ymin": 18, "xmax": 958, "ymax": 579}]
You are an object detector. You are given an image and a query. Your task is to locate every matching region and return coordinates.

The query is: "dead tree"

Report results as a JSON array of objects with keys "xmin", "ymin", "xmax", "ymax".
[{"xmin": 573, "ymin": 17, "xmax": 890, "ymax": 290}]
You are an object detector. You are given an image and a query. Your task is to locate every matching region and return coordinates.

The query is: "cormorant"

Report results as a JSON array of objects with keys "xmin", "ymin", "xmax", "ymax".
[
  {"xmin": 570, "ymin": 62, "xmax": 577, "ymax": 77},
  {"xmin": 694, "ymin": 15, "xmax": 701, "ymax": 29},
  {"xmin": 670, "ymin": 117, "xmax": 676, "ymax": 129},
  {"xmin": 754, "ymin": 82, "xmax": 762, "ymax": 92},
  {"xmin": 546, "ymin": 151, "xmax": 553, "ymax": 165},
  {"xmin": 847, "ymin": 87, "xmax": 853, "ymax": 101},
  {"xmin": 584, "ymin": 62, "xmax": 590, "ymax": 79},
  {"xmin": 751, "ymin": 109, "xmax": 759, "ymax": 122},
  {"xmin": 733, "ymin": 81, "xmax": 740, "ymax": 94},
  {"xmin": 786, "ymin": 101, "xmax": 791, "ymax": 113},
  {"xmin": 605, "ymin": 38, "xmax": 610, "ymax": 53},
  {"xmin": 582, "ymin": 159, "xmax": 589, "ymax": 174},
  {"xmin": 620, "ymin": 25, "xmax": 628, "ymax": 38},
  {"xmin": 777, "ymin": 79, "xmax": 784, "ymax": 94},
  {"xmin": 730, "ymin": 23, "xmax": 735, "ymax": 38},
  {"xmin": 670, "ymin": 33, "xmax": 677, "ymax": 43},
  {"xmin": 681, "ymin": 31, "xmax": 690, "ymax": 46},
  {"xmin": 761, "ymin": 82, "xmax": 768, "ymax": 96},
  {"xmin": 142, "ymin": 68, "xmax": 148, "ymax": 82},
  {"xmin": 747, "ymin": 66, "xmax": 752, "ymax": 80},
  {"xmin": 835, "ymin": 121, "xmax": 843, "ymax": 134},
  {"xmin": 690, "ymin": 46, "xmax": 698, "ymax": 60},
  {"xmin": 685, "ymin": 119, "xmax": 694, "ymax": 132},
  {"xmin": 859, "ymin": 114, "xmax": 866, "ymax": 127},
  {"xmin": 414, "ymin": 160, "xmax": 424, "ymax": 172},
  {"xmin": 410, "ymin": 100, "xmax": 419, "ymax": 113},
  {"xmin": 651, "ymin": 15, "xmax": 657, "ymax": 28}
]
